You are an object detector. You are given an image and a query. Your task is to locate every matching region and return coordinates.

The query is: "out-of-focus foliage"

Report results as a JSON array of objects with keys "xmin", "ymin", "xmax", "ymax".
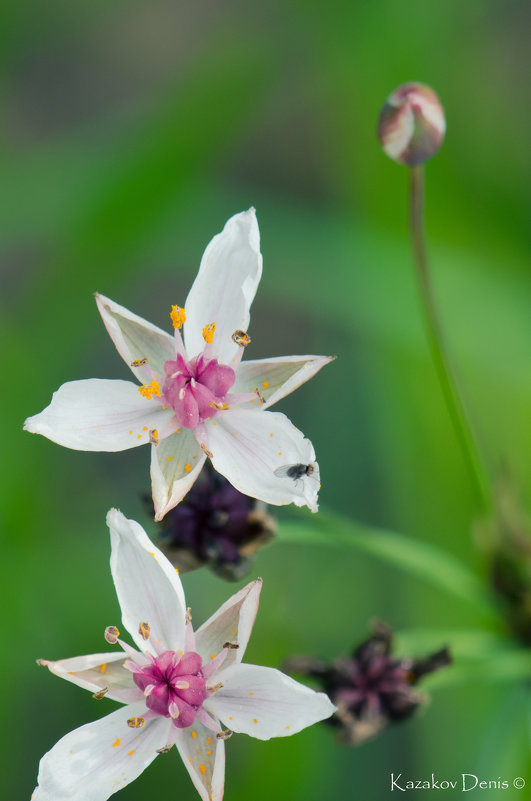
[{"xmin": 2, "ymin": 1, "xmax": 530, "ymax": 799}]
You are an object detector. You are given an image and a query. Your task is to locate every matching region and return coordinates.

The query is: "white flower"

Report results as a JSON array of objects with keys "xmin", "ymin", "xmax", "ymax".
[
  {"xmin": 24, "ymin": 209, "xmax": 333, "ymax": 519},
  {"xmin": 32, "ymin": 510, "xmax": 335, "ymax": 801}
]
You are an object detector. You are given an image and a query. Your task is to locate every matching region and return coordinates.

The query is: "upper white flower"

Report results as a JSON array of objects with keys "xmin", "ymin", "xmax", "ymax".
[
  {"xmin": 32, "ymin": 510, "xmax": 335, "ymax": 801},
  {"xmin": 24, "ymin": 209, "xmax": 333, "ymax": 519}
]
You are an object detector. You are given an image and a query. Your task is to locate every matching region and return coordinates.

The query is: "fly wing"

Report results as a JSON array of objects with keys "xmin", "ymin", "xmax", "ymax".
[{"xmin": 274, "ymin": 464, "xmax": 296, "ymax": 479}]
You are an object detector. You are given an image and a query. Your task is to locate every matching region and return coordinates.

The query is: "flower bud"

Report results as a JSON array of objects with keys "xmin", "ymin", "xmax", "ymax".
[{"xmin": 377, "ymin": 82, "xmax": 445, "ymax": 166}]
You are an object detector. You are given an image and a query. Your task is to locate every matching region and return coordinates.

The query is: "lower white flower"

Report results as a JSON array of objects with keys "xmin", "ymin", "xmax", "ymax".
[{"xmin": 32, "ymin": 510, "xmax": 335, "ymax": 801}]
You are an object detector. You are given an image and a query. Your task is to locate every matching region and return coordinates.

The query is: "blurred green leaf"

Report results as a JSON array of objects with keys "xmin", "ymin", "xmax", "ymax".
[
  {"xmin": 395, "ymin": 627, "xmax": 531, "ymax": 689},
  {"xmin": 278, "ymin": 510, "xmax": 497, "ymax": 618}
]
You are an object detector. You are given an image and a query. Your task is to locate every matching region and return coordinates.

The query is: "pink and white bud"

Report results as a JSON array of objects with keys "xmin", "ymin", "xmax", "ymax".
[{"xmin": 377, "ymin": 82, "xmax": 446, "ymax": 166}]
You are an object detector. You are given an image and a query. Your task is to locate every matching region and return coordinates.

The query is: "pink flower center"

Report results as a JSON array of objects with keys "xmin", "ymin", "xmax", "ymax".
[
  {"xmin": 132, "ymin": 650, "xmax": 209, "ymax": 728},
  {"xmin": 162, "ymin": 353, "xmax": 236, "ymax": 429}
]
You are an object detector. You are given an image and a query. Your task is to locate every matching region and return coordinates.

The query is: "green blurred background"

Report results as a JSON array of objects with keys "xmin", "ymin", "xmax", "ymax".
[{"xmin": 3, "ymin": 0, "xmax": 531, "ymax": 798}]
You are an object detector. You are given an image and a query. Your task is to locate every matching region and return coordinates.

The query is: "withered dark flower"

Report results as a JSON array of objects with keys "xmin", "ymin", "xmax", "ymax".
[
  {"xmin": 284, "ymin": 622, "xmax": 451, "ymax": 745},
  {"xmin": 148, "ymin": 465, "xmax": 276, "ymax": 580},
  {"xmin": 479, "ymin": 474, "xmax": 531, "ymax": 646}
]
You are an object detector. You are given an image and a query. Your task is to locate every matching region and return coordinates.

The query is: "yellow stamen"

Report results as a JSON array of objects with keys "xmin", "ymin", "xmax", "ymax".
[
  {"xmin": 202, "ymin": 322, "xmax": 216, "ymax": 344},
  {"xmin": 104, "ymin": 626, "xmax": 120, "ymax": 644},
  {"xmin": 170, "ymin": 305, "xmax": 186, "ymax": 329},
  {"xmin": 127, "ymin": 717, "xmax": 145, "ymax": 729},
  {"xmin": 232, "ymin": 329, "xmax": 251, "ymax": 347},
  {"xmin": 138, "ymin": 380, "xmax": 161, "ymax": 400},
  {"xmin": 209, "ymin": 401, "xmax": 229, "ymax": 411},
  {"xmin": 138, "ymin": 622, "xmax": 151, "ymax": 641},
  {"xmin": 200, "ymin": 443, "xmax": 213, "ymax": 459},
  {"xmin": 254, "ymin": 387, "xmax": 265, "ymax": 405}
]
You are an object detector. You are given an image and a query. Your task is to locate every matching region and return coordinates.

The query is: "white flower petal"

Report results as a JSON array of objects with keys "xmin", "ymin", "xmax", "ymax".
[
  {"xmin": 206, "ymin": 409, "xmax": 320, "ymax": 512},
  {"xmin": 38, "ymin": 652, "xmax": 138, "ymax": 703},
  {"xmin": 174, "ymin": 721, "xmax": 225, "ymax": 801},
  {"xmin": 232, "ymin": 354, "xmax": 334, "ymax": 409},
  {"xmin": 205, "ymin": 664, "xmax": 335, "ymax": 741},
  {"xmin": 24, "ymin": 379, "xmax": 170, "ymax": 452},
  {"xmin": 184, "ymin": 210, "xmax": 262, "ymax": 364},
  {"xmin": 95, "ymin": 293, "xmax": 176, "ymax": 383},
  {"xmin": 150, "ymin": 430, "xmax": 206, "ymax": 521},
  {"xmin": 32, "ymin": 702, "xmax": 171, "ymax": 801},
  {"xmin": 107, "ymin": 509, "xmax": 186, "ymax": 652},
  {"xmin": 195, "ymin": 580, "xmax": 262, "ymax": 668}
]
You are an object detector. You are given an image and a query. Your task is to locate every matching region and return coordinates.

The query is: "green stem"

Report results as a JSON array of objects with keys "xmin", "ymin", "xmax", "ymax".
[{"xmin": 409, "ymin": 165, "xmax": 491, "ymax": 513}]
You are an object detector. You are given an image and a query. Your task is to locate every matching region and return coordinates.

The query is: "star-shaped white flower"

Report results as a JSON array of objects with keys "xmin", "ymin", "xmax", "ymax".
[
  {"xmin": 24, "ymin": 209, "xmax": 333, "ymax": 519},
  {"xmin": 32, "ymin": 510, "xmax": 335, "ymax": 801}
]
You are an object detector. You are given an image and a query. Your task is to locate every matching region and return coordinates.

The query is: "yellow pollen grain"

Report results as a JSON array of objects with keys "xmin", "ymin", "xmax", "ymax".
[
  {"xmin": 162, "ymin": 405, "xmax": 166, "ymax": 409},
  {"xmin": 128, "ymin": 430, "xmax": 133, "ymax": 435},
  {"xmin": 138, "ymin": 380, "xmax": 161, "ymax": 400},
  {"xmin": 142, "ymin": 426, "xmax": 148, "ymax": 431},
  {"xmin": 286, "ymin": 726, "xmax": 290, "ymax": 730},
  {"xmin": 170, "ymin": 305, "xmax": 186, "ymax": 329},
  {"xmin": 263, "ymin": 381, "xmax": 269, "ymax": 388},
  {"xmin": 68, "ymin": 671, "xmax": 74, "ymax": 674},
  {"xmin": 191, "ymin": 731, "xmax": 197, "ymax": 739},
  {"xmin": 199, "ymin": 765, "xmax": 206, "ymax": 775},
  {"xmin": 253, "ymin": 718, "xmax": 258, "ymax": 724},
  {"xmin": 193, "ymin": 454, "xmax": 197, "ymax": 459},
  {"xmin": 100, "ymin": 663, "xmax": 107, "ymax": 673},
  {"xmin": 137, "ymin": 435, "xmax": 142, "ymax": 439},
  {"xmin": 269, "ymin": 433, "xmax": 273, "ymax": 437},
  {"xmin": 113, "ymin": 738, "xmax": 120, "ymax": 747},
  {"xmin": 128, "ymin": 750, "xmax": 136, "ymax": 756},
  {"xmin": 229, "ymin": 717, "xmax": 233, "ymax": 721},
  {"xmin": 189, "ymin": 759, "xmax": 192, "ymax": 764},
  {"xmin": 249, "ymin": 692, "xmax": 253, "ymax": 696},
  {"xmin": 202, "ymin": 322, "xmax": 216, "ymax": 344},
  {"xmin": 232, "ymin": 631, "xmax": 236, "ymax": 635},
  {"xmin": 210, "ymin": 654, "xmax": 216, "ymax": 659},
  {"xmin": 206, "ymin": 737, "xmax": 211, "ymax": 745},
  {"xmin": 184, "ymin": 463, "xmax": 192, "ymax": 473},
  {"xmin": 207, "ymin": 750, "xmax": 212, "ymax": 756},
  {"xmin": 175, "ymin": 567, "xmax": 180, "ymax": 574},
  {"xmin": 278, "ymin": 452, "xmax": 282, "ymax": 456},
  {"xmin": 175, "ymin": 429, "xmax": 181, "ymax": 434},
  {"xmin": 166, "ymin": 456, "xmax": 173, "ymax": 461},
  {"xmin": 152, "ymin": 429, "xmax": 158, "ymax": 437}
]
